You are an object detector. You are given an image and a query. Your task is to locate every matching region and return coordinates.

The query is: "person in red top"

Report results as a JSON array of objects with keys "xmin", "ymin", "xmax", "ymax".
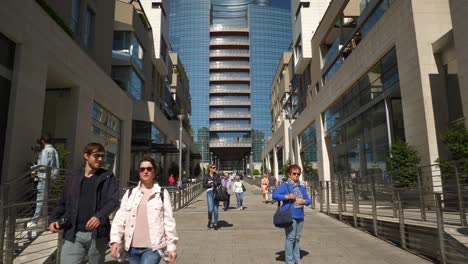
[{"xmin": 168, "ymin": 174, "xmax": 175, "ymax": 186}]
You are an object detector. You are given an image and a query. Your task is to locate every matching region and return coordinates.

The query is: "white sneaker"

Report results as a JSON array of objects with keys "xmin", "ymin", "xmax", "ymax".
[{"xmin": 27, "ymin": 222, "xmax": 37, "ymax": 228}]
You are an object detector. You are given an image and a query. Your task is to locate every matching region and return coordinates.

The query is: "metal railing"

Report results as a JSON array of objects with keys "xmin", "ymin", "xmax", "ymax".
[
  {"xmin": 0, "ymin": 166, "xmax": 204, "ymax": 264},
  {"xmin": 209, "ymin": 100, "xmax": 251, "ymax": 106},
  {"xmin": 209, "ymin": 124, "xmax": 252, "ymax": 131},
  {"xmin": 306, "ymin": 161, "xmax": 468, "ymax": 263},
  {"xmin": 210, "ymin": 39, "xmax": 249, "ymax": 46},
  {"xmin": 210, "ymin": 87, "xmax": 250, "ymax": 93},
  {"xmin": 209, "ymin": 112, "xmax": 251, "ymax": 118}
]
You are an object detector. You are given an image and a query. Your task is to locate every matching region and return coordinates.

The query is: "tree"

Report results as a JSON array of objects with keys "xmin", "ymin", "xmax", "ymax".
[
  {"xmin": 303, "ymin": 161, "xmax": 318, "ymax": 182},
  {"xmin": 436, "ymin": 126, "xmax": 468, "ymax": 179},
  {"xmin": 253, "ymin": 169, "xmax": 260, "ymax": 176},
  {"xmin": 387, "ymin": 141, "xmax": 420, "ymax": 188}
]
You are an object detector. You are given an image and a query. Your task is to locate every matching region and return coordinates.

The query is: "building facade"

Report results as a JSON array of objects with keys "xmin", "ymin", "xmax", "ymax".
[
  {"xmin": 0, "ymin": 0, "xmax": 196, "ymax": 187},
  {"xmin": 265, "ymin": 0, "xmax": 467, "ymax": 192},
  {"xmin": 170, "ymin": 0, "xmax": 291, "ymax": 172}
]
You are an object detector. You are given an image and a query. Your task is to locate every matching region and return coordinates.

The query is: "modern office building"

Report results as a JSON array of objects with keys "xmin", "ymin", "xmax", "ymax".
[
  {"xmin": 170, "ymin": 0, "xmax": 291, "ymax": 172},
  {"xmin": 265, "ymin": 0, "xmax": 468, "ymax": 192},
  {"xmin": 0, "ymin": 0, "xmax": 196, "ymax": 186}
]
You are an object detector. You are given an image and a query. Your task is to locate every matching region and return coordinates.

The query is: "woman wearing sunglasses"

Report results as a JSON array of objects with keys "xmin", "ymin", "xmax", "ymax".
[
  {"xmin": 110, "ymin": 156, "xmax": 178, "ymax": 264},
  {"xmin": 203, "ymin": 163, "xmax": 221, "ymax": 230},
  {"xmin": 272, "ymin": 164, "xmax": 311, "ymax": 264}
]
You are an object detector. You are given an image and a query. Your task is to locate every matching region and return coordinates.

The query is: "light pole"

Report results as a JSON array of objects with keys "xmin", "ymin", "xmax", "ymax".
[
  {"xmin": 261, "ymin": 139, "xmax": 265, "ymax": 175},
  {"xmin": 283, "ymin": 93, "xmax": 294, "ymax": 165},
  {"xmin": 249, "ymin": 151, "xmax": 253, "ymax": 176},
  {"xmin": 201, "ymin": 139, "xmax": 204, "ymax": 177},
  {"xmin": 177, "ymin": 114, "xmax": 184, "ymax": 182}
]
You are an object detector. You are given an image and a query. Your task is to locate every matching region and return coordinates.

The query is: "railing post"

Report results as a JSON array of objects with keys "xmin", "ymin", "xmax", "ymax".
[
  {"xmin": 337, "ymin": 181, "xmax": 343, "ymax": 221},
  {"xmin": 319, "ymin": 181, "xmax": 324, "ymax": 213},
  {"xmin": 341, "ymin": 178, "xmax": 347, "ymax": 212},
  {"xmin": 435, "ymin": 193, "xmax": 446, "ymax": 264},
  {"xmin": 0, "ymin": 185, "xmax": 8, "ymax": 263},
  {"xmin": 311, "ymin": 185, "xmax": 316, "ymax": 209},
  {"xmin": 396, "ymin": 190, "xmax": 406, "ymax": 249},
  {"xmin": 453, "ymin": 165, "xmax": 467, "ymax": 226},
  {"xmin": 352, "ymin": 182, "xmax": 358, "ymax": 227},
  {"xmin": 5, "ymin": 205, "xmax": 17, "ymax": 264},
  {"xmin": 56, "ymin": 230, "xmax": 64, "ymax": 264},
  {"xmin": 370, "ymin": 176, "xmax": 378, "ymax": 236},
  {"xmin": 326, "ymin": 181, "xmax": 330, "ymax": 215},
  {"xmin": 417, "ymin": 168, "xmax": 426, "ymax": 221},
  {"xmin": 392, "ymin": 188, "xmax": 398, "ymax": 218},
  {"xmin": 43, "ymin": 167, "xmax": 52, "ymax": 229},
  {"xmin": 178, "ymin": 189, "xmax": 181, "ymax": 210}
]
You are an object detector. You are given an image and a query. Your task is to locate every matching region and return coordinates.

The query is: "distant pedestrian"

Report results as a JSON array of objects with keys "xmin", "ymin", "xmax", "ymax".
[
  {"xmin": 221, "ymin": 173, "xmax": 233, "ymax": 211},
  {"xmin": 28, "ymin": 135, "xmax": 60, "ymax": 227},
  {"xmin": 268, "ymin": 174, "xmax": 278, "ymax": 203},
  {"xmin": 203, "ymin": 164, "xmax": 221, "ymax": 230},
  {"xmin": 168, "ymin": 174, "xmax": 175, "ymax": 186},
  {"xmin": 110, "ymin": 156, "xmax": 178, "ymax": 264},
  {"xmin": 272, "ymin": 164, "xmax": 311, "ymax": 264},
  {"xmin": 233, "ymin": 176, "xmax": 244, "ymax": 210},
  {"xmin": 261, "ymin": 174, "xmax": 269, "ymax": 203},
  {"xmin": 177, "ymin": 177, "xmax": 182, "ymax": 188}
]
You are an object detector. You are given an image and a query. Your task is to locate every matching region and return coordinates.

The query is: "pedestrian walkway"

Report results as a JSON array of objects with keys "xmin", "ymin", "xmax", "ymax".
[{"xmin": 106, "ymin": 181, "xmax": 431, "ymax": 264}]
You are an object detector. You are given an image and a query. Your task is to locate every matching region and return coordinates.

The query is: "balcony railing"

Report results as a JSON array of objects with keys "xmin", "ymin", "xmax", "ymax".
[
  {"xmin": 210, "ymin": 25, "xmax": 249, "ymax": 32},
  {"xmin": 209, "ymin": 124, "xmax": 251, "ymax": 131},
  {"xmin": 209, "ymin": 112, "xmax": 251, "ymax": 118},
  {"xmin": 210, "ymin": 39, "xmax": 249, "ymax": 46},
  {"xmin": 210, "ymin": 99, "xmax": 251, "ymax": 106},
  {"xmin": 210, "ymin": 87, "xmax": 250, "ymax": 93},
  {"xmin": 210, "ymin": 62, "xmax": 250, "ymax": 70},
  {"xmin": 210, "ymin": 50, "xmax": 250, "ymax": 57},
  {"xmin": 209, "ymin": 140, "xmax": 252, "ymax": 148},
  {"xmin": 210, "ymin": 75, "xmax": 250, "ymax": 82}
]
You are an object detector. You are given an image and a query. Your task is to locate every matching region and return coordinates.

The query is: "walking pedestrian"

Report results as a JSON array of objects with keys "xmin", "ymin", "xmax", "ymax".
[
  {"xmin": 268, "ymin": 174, "xmax": 278, "ymax": 203},
  {"xmin": 168, "ymin": 174, "xmax": 175, "ymax": 186},
  {"xmin": 48, "ymin": 142, "xmax": 119, "ymax": 264},
  {"xmin": 28, "ymin": 135, "xmax": 60, "ymax": 227},
  {"xmin": 261, "ymin": 174, "xmax": 269, "ymax": 203},
  {"xmin": 110, "ymin": 156, "xmax": 178, "ymax": 264},
  {"xmin": 272, "ymin": 164, "xmax": 311, "ymax": 264},
  {"xmin": 203, "ymin": 164, "xmax": 221, "ymax": 230},
  {"xmin": 221, "ymin": 173, "xmax": 233, "ymax": 211},
  {"xmin": 233, "ymin": 176, "xmax": 244, "ymax": 210}
]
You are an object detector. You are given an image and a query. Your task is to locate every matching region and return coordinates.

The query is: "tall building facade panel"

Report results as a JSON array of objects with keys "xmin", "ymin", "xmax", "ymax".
[{"xmin": 250, "ymin": 6, "xmax": 291, "ymax": 161}]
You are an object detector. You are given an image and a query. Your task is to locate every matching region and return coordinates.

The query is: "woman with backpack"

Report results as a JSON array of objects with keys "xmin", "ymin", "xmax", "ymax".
[
  {"xmin": 110, "ymin": 156, "xmax": 178, "ymax": 264},
  {"xmin": 272, "ymin": 164, "xmax": 311, "ymax": 264}
]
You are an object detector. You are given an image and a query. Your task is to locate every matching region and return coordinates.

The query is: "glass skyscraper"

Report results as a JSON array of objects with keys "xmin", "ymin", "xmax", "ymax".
[{"xmin": 170, "ymin": 0, "xmax": 291, "ymax": 170}]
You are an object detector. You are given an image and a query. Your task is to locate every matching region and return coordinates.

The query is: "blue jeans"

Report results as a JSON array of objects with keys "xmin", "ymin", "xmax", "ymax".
[
  {"xmin": 284, "ymin": 219, "xmax": 304, "ymax": 264},
  {"xmin": 235, "ymin": 192, "xmax": 243, "ymax": 208},
  {"xmin": 206, "ymin": 190, "xmax": 219, "ymax": 225},
  {"xmin": 128, "ymin": 247, "xmax": 161, "ymax": 264},
  {"xmin": 32, "ymin": 180, "xmax": 45, "ymax": 222},
  {"xmin": 60, "ymin": 231, "xmax": 107, "ymax": 264}
]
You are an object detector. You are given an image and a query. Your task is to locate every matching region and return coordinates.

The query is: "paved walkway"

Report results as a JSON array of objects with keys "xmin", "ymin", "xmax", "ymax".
[{"xmin": 106, "ymin": 181, "xmax": 431, "ymax": 264}]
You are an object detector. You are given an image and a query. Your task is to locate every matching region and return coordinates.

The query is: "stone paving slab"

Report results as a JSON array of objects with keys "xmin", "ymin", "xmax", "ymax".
[{"xmin": 106, "ymin": 181, "xmax": 431, "ymax": 264}]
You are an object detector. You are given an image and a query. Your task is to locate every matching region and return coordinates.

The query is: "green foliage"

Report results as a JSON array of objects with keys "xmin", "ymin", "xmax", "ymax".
[
  {"xmin": 253, "ymin": 169, "xmax": 260, "ymax": 176},
  {"xmin": 280, "ymin": 160, "xmax": 291, "ymax": 176},
  {"xmin": 437, "ymin": 127, "xmax": 468, "ymax": 179},
  {"xmin": 303, "ymin": 161, "xmax": 318, "ymax": 181},
  {"xmin": 387, "ymin": 141, "xmax": 420, "ymax": 188}
]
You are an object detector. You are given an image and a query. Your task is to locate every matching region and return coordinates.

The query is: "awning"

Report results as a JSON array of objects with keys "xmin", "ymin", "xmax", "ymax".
[{"xmin": 131, "ymin": 140, "xmax": 180, "ymax": 154}]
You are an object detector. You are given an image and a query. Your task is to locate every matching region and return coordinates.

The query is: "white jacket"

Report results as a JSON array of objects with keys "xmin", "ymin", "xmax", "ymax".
[{"xmin": 110, "ymin": 182, "xmax": 178, "ymax": 252}]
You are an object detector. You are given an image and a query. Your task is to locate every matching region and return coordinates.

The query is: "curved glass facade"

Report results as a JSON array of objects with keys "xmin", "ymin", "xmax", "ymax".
[{"xmin": 171, "ymin": 0, "xmax": 290, "ymax": 169}]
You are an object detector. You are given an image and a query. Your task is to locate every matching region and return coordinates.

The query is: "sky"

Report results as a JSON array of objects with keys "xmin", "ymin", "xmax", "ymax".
[{"xmin": 271, "ymin": 0, "xmax": 291, "ymax": 10}]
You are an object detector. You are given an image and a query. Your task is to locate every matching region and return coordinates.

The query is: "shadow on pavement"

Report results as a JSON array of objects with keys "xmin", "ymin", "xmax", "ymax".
[
  {"xmin": 275, "ymin": 250, "xmax": 309, "ymax": 261},
  {"xmin": 217, "ymin": 220, "xmax": 234, "ymax": 229}
]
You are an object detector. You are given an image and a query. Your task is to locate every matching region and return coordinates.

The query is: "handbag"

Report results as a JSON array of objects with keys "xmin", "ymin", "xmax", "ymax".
[
  {"xmin": 273, "ymin": 184, "xmax": 293, "ymax": 228},
  {"xmin": 241, "ymin": 183, "xmax": 246, "ymax": 192},
  {"xmin": 214, "ymin": 184, "xmax": 229, "ymax": 201}
]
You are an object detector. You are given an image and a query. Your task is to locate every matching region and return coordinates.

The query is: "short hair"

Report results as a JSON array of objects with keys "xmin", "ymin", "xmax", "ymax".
[
  {"xmin": 37, "ymin": 134, "xmax": 51, "ymax": 144},
  {"xmin": 138, "ymin": 156, "xmax": 160, "ymax": 175},
  {"xmin": 287, "ymin": 164, "xmax": 302, "ymax": 174},
  {"xmin": 83, "ymin": 142, "xmax": 105, "ymax": 155}
]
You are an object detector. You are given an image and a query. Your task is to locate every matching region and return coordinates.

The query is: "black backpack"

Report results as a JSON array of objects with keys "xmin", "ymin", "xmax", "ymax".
[{"xmin": 127, "ymin": 187, "xmax": 165, "ymax": 203}]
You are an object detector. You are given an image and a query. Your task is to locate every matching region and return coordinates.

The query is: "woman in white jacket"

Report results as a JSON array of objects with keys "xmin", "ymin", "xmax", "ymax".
[{"xmin": 110, "ymin": 157, "xmax": 178, "ymax": 264}]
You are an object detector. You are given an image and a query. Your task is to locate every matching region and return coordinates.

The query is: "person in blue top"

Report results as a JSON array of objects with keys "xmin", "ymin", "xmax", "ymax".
[{"xmin": 272, "ymin": 164, "xmax": 311, "ymax": 264}]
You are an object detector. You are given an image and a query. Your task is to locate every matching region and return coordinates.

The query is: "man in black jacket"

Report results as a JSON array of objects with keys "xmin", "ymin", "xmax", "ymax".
[{"xmin": 48, "ymin": 142, "xmax": 119, "ymax": 264}]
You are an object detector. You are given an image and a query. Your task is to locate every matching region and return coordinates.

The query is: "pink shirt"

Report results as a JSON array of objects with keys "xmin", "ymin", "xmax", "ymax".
[{"xmin": 131, "ymin": 187, "xmax": 152, "ymax": 248}]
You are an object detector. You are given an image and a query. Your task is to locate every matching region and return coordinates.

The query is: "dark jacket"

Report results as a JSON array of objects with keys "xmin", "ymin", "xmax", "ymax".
[
  {"xmin": 203, "ymin": 173, "xmax": 221, "ymax": 189},
  {"xmin": 48, "ymin": 168, "xmax": 120, "ymax": 241}
]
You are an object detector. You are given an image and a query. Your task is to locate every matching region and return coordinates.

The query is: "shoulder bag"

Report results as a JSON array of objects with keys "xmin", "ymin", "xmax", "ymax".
[{"xmin": 273, "ymin": 184, "xmax": 293, "ymax": 228}]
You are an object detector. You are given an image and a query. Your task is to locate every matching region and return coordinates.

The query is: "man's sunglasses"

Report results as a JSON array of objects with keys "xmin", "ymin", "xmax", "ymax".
[
  {"xmin": 139, "ymin": 167, "xmax": 154, "ymax": 173},
  {"xmin": 91, "ymin": 153, "xmax": 105, "ymax": 159}
]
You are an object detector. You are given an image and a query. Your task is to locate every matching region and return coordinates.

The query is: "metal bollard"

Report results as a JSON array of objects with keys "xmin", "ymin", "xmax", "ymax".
[
  {"xmin": 326, "ymin": 181, "xmax": 330, "ymax": 215},
  {"xmin": 435, "ymin": 193, "xmax": 446, "ymax": 264},
  {"xmin": 337, "ymin": 181, "xmax": 343, "ymax": 221},
  {"xmin": 454, "ymin": 166, "xmax": 467, "ymax": 226},
  {"xmin": 370, "ymin": 177, "xmax": 378, "ymax": 237},
  {"xmin": 396, "ymin": 191, "xmax": 406, "ymax": 249},
  {"xmin": 352, "ymin": 183, "xmax": 358, "ymax": 227}
]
